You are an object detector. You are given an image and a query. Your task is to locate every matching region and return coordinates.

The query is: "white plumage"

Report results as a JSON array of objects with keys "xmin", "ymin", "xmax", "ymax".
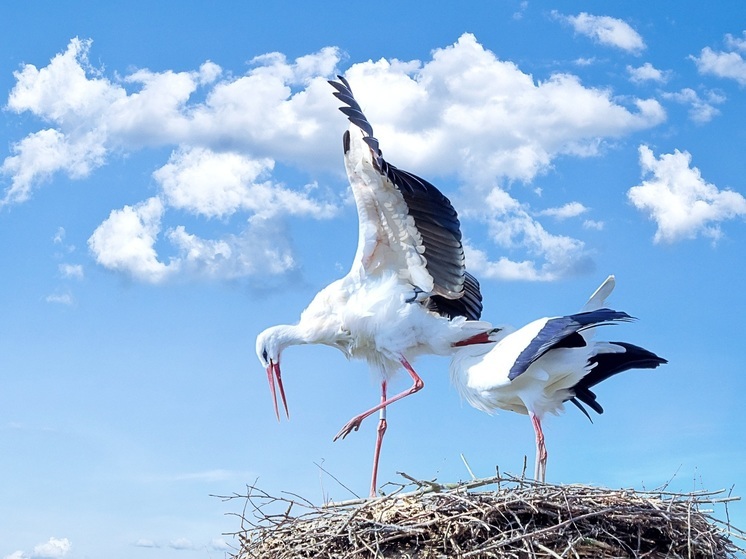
[
  {"xmin": 256, "ymin": 76, "xmax": 493, "ymax": 497},
  {"xmin": 449, "ymin": 275, "xmax": 666, "ymax": 482}
]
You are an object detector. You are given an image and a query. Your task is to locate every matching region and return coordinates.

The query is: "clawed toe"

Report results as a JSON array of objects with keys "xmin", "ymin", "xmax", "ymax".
[{"xmin": 334, "ymin": 418, "xmax": 363, "ymax": 441}]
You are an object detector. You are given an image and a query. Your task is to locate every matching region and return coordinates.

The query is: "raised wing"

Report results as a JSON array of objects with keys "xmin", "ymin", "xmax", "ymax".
[
  {"xmin": 329, "ymin": 76, "xmax": 466, "ymax": 299},
  {"xmin": 508, "ymin": 309, "xmax": 634, "ymax": 381}
]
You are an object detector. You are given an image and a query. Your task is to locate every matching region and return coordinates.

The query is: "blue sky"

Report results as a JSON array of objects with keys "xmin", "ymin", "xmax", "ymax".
[{"xmin": 1, "ymin": 1, "xmax": 745, "ymax": 557}]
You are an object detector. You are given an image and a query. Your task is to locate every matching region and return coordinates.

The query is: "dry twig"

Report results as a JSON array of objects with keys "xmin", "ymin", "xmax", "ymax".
[{"xmin": 221, "ymin": 473, "xmax": 745, "ymax": 559}]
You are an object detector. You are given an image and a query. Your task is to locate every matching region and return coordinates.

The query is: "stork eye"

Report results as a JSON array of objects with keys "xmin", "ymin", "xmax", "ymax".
[{"xmin": 262, "ymin": 349, "xmax": 268, "ymax": 363}]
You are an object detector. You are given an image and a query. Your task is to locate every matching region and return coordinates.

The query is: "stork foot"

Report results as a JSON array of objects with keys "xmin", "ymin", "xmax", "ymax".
[{"xmin": 333, "ymin": 415, "xmax": 364, "ymax": 441}]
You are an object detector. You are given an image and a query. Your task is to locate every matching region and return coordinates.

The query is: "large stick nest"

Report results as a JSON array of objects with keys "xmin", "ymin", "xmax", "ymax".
[{"xmin": 226, "ymin": 473, "xmax": 744, "ymax": 558}]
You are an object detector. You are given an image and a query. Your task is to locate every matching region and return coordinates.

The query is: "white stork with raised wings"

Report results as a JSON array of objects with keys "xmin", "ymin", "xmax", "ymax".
[
  {"xmin": 449, "ymin": 276, "xmax": 666, "ymax": 482},
  {"xmin": 256, "ymin": 75, "xmax": 494, "ymax": 497}
]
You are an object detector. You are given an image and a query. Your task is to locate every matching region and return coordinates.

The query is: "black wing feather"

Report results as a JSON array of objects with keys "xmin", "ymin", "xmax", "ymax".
[
  {"xmin": 427, "ymin": 272, "xmax": 484, "ymax": 320},
  {"xmin": 329, "ymin": 75, "xmax": 466, "ymax": 298},
  {"xmin": 569, "ymin": 341, "xmax": 667, "ymax": 418},
  {"xmin": 508, "ymin": 309, "xmax": 634, "ymax": 381}
]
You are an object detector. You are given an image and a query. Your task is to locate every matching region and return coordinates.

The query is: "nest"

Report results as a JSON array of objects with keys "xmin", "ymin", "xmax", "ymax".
[{"xmin": 225, "ymin": 473, "xmax": 744, "ymax": 558}]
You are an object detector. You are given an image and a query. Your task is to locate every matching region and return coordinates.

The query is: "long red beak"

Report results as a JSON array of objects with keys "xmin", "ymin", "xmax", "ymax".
[{"xmin": 266, "ymin": 360, "xmax": 289, "ymax": 421}]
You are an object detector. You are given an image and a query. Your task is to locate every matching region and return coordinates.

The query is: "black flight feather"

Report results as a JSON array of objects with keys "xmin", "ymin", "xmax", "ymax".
[
  {"xmin": 329, "ymin": 75, "xmax": 467, "ymax": 299},
  {"xmin": 427, "ymin": 272, "xmax": 484, "ymax": 321},
  {"xmin": 568, "ymin": 341, "xmax": 667, "ymax": 420}
]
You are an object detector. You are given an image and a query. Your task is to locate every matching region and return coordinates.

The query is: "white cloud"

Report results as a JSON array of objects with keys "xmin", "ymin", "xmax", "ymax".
[
  {"xmin": 725, "ymin": 31, "xmax": 746, "ymax": 52},
  {"xmin": 1, "ymin": 128, "xmax": 107, "ymax": 205},
  {"xmin": 662, "ymin": 88, "xmax": 725, "ymax": 124},
  {"xmin": 538, "ymin": 201, "xmax": 588, "ymax": 220},
  {"xmin": 574, "ymin": 57, "xmax": 596, "ymax": 67},
  {"xmin": 210, "ymin": 538, "xmax": 231, "ymax": 551},
  {"xmin": 45, "ymin": 291, "xmax": 75, "ymax": 306},
  {"xmin": 3, "ymin": 34, "xmax": 665, "ymax": 194},
  {"xmin": 132, "ymin": 536, "xmax": 230, "ymax": 552},
  {"xmin": 5, "ymin": 537, "xmax": 72, "ymax": 559},
  {"xmin": 7, "ymin": 38, "xmax": 119, "ymax": 121},
  {"xmin": 583, "ymin": 219, "xmax": 605, "ymax": 231},
  {"xmin": 4, "ymin": 34, "xmax": 669, "ymax": 282},
  {"xmin": 512, "ymin": 1, "xmax": 528, "ymax": 20},
  {"xmin": 627, "ymin": 62, "xmax": 669, "ymax": 83},
  {"xmin": 154, "ymin": 147, "xmax": 336, "ymax": 220},
  {"xmin": 52, "ymin": 227, "xmax": 66, "ymax": 244},
  {"xmin": 167, "ymin": 220, "xmax": 296, "ymax": 279},
  {"xmin": 556, "ymin": 12, "xmax": 645, "ymax": 54},
  {"xmin": 88, "ymin": 197, "xmax": 174, "ymax": 283},
  {"xmin": 169, "ymin": 538, "xmax": 195, "ymax": 550},
  {"xmin": 628, "ymin": 145, "xmax": 746, "ymax": 243},
  {"xmin": 59, "ymin": 263, "xmax": 84, "ymax": 279},
  {"xmin": 692, "ymin": 36, "xmax": 746, "ymax": 85},
  {"xmin": 463, "ymin": 188, "xmax": 591, "ymax": 281},
  {"xmin": 2, "ymin": 37, "xmax": 344, "ymax": 206},
  {"xmin": 87, "ymin": 198, "xmax": 297, "ymax": 282},
  {"xmin": 31, "ymin": 539, "xmax": 71, "ymax": 559},
  {"xmin": 341, "ymin": 33, "xmax": 663, "ymax": 185}
]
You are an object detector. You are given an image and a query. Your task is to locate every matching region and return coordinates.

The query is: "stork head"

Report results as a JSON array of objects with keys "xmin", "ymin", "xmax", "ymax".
[{"xmin": 255, "ymin": 325, "xmax": 292, "ymax": 421}]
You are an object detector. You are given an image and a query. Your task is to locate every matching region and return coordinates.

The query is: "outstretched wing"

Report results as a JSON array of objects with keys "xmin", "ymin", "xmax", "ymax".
[
  {"xmin": 329, "ymin": 75, "xmax": 466, "ymax": 300},
  {"xmin": 508, "ymin": 309, "xmax": 634, "ymax": 381}
]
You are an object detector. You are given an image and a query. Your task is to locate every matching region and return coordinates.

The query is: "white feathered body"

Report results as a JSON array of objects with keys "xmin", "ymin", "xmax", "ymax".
[
  {"xmin": 298, "ymin": 270, "xmax": 491, "ymax": 380},
  {"xmin": 449, "ymin": 322, "xmax": 624, "ymax": 418}
]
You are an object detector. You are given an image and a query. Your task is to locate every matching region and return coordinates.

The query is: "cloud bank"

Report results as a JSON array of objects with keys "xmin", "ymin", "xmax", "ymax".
[{"xmin": 2, "ymin": 33, "xmax": 668, "ymax": 282}]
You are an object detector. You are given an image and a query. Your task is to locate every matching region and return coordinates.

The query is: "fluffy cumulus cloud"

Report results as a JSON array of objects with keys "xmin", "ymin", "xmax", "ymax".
[
  {"xmin": 627, "ymin": 62, "xmax": 669, "ymax": 83},
  {"xmin": 340, "ymin": 33, "xmax": 663, "ymax": 184},
  {"xmin": 1, "ymin": 37, "xmax": 343, "ymax": 206},
  {"xmin": 4, "ymin": 537, "xmax": 72, "ymax": 559},
  {"xmin": 88, "ymin": 197, "xmax": 173, "ymax": 283},
  {"xmin": 87, "ymin": 196, "xmax": 296, "ymax": 283},
  {"xmin": 692, "ymin": 31, "xmax": 746, "ymax": 85},
  {"xmin": 662, "ymin": 88, "xmax": 725, "ymax": 124},
  {"xmin": 3, "ymin": 34, "xmax": 667, "ymax": 282},
  {"xmin": 464, "ymin": 189, "xmax": 592, "ymax": 281},
  {"xmin": 154, "ymin": 147, "xmax": 336, "ymax": 220},
  {"xmin": 628, "ymin": 145, "xmax": 746, "ymax": 243},
  {"xmin": 166, "ymin": 220, "xmax": 296, "ymax": 280},
  {"xmin": 555, "ymin": 12, "xmax": 646, "ymax": 54},
  {"xmin": 1, "ymin": 128, "xmax": 107, "ymax": 205}
]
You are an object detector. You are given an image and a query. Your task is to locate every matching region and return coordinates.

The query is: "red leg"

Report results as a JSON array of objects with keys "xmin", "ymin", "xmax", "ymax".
[
  {"xmin": 369, "ymin": 380, "xmax": 387, "ymax": 498},
  {"xmin": 530, "ymin": 411, "xmax": 547, "ymax": 482},
  {"xmin": 334, "ymin": 357, "xmax": 424, "ymax": 441}
]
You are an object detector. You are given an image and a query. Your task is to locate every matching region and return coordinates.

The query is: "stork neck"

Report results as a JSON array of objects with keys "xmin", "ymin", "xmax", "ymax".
[
  {"xmin": 449, "ymin": 343, "xmax": 492, "ymax": 385},
  {"xmin": 271, "ymin": 324, "xmax": 313, "ymax": 348}
]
